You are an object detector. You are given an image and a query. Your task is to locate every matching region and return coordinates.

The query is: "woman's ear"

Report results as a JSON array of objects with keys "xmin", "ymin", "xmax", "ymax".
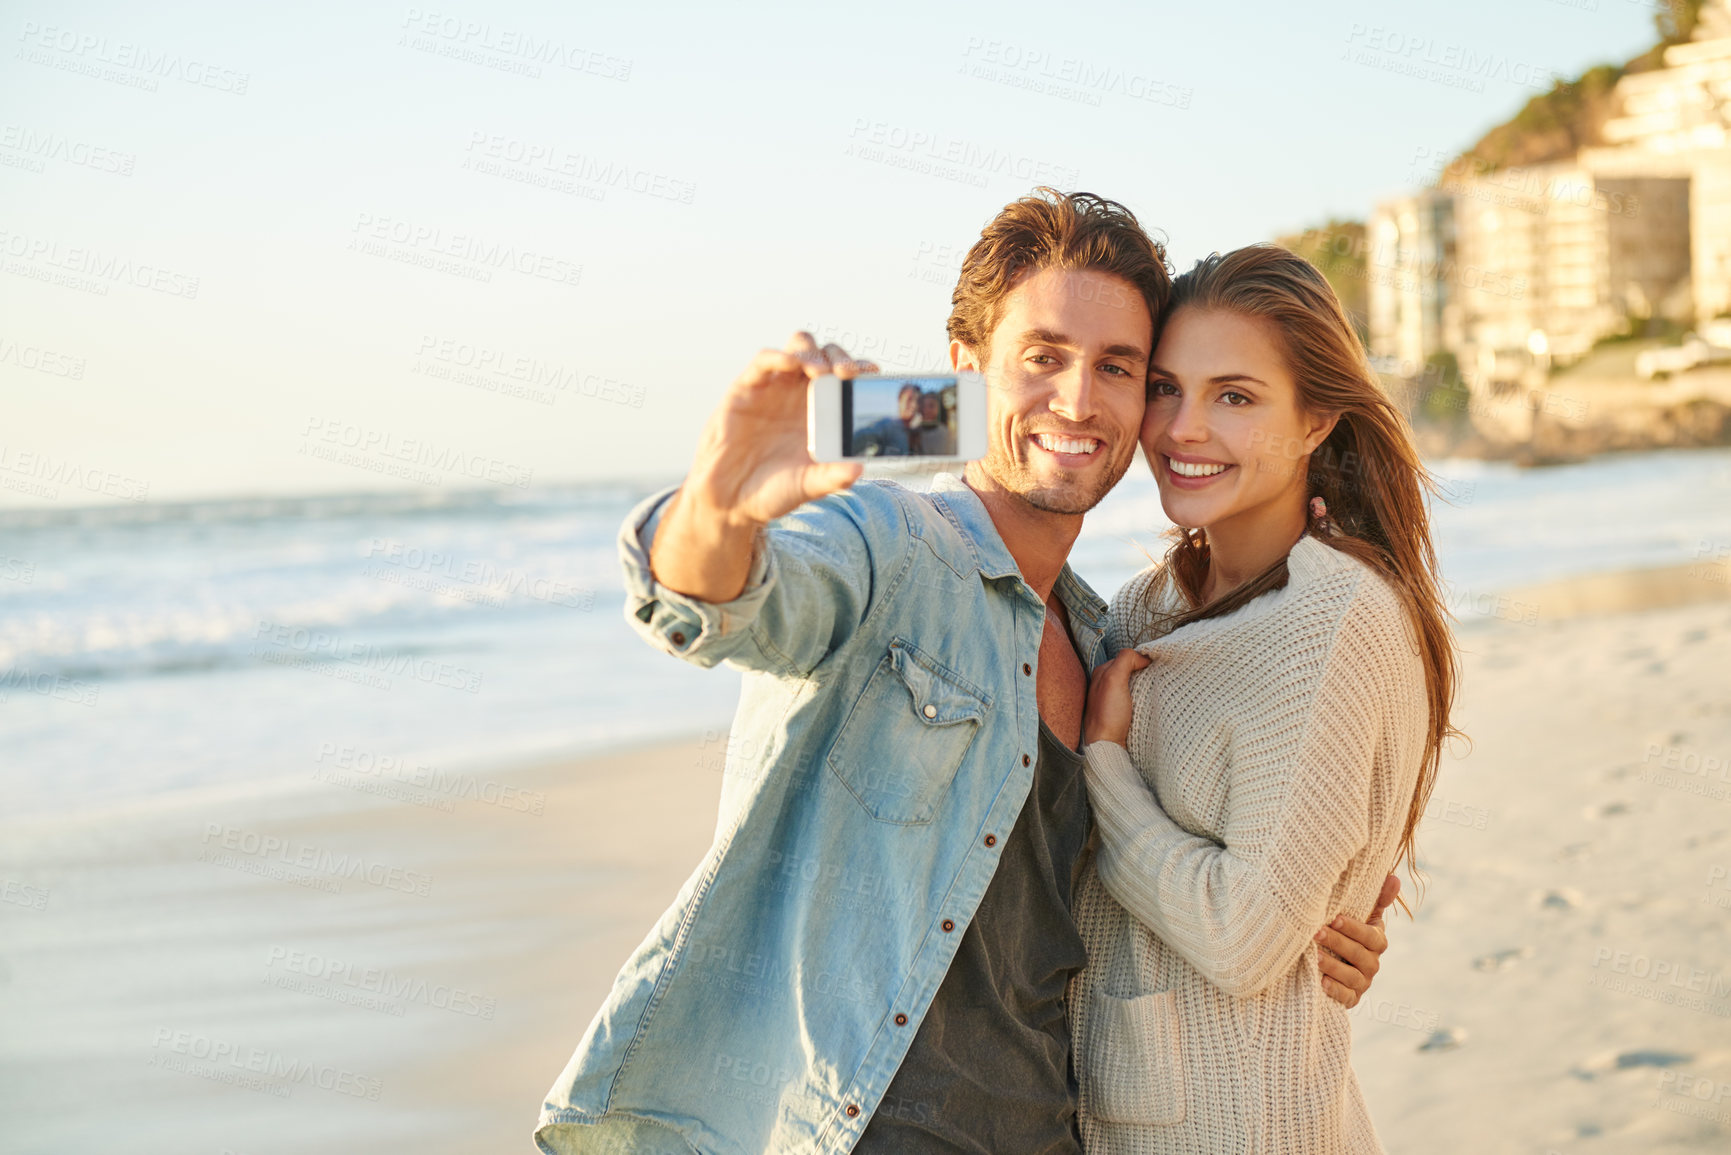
[{"xmin": 1301, "ymin": 410, "xmax": 1340, "ymax": 455}]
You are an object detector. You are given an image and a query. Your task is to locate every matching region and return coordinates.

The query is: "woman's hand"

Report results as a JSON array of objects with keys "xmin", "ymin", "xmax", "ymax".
[{"xmin": 1083, "ymin": 648, "xmax": 1153, "ymax": 748}]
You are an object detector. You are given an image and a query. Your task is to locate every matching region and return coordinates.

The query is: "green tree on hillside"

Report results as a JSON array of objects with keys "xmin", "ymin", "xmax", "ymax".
[
  {"xmin": 1447, "ymin": 0, "xmax": 1707, "ymax": 175},
  {"xmin": 1276, "ymin": 221, "xmax": 1369, "ymax": 342},
  {"xmin": 1449, "ymin": 66, "xmax": 1623, "ymax": 174}
]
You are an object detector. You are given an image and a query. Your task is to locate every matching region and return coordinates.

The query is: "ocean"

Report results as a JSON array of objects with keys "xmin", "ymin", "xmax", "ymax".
[{"xmin": 4, "ymin": 447, "xmax": 1729, "ymax": 820}]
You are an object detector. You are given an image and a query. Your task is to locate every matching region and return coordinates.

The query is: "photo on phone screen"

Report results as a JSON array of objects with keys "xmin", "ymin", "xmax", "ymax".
[{"xmin": 842, "ymin": 376, "xmax": 960, "ymax": 458}]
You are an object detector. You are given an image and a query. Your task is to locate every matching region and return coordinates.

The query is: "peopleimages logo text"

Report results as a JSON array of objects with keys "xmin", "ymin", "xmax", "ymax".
[
  {"xmin": 201, "ymin": 822, "xmax": 434, "ymax": 896},
  {"xmin": 16, "ymin": 21, "xmax": 251, "ymax": 94},
  {"xmin": 149, "ymin": 1029, "xmax": 382, "ymax": 1099},
  {"xmin": 252, "ymin": 618, "xmax": 485, "ymax": 694},
  {"xmin": 264, "ymin": 946, "xmax": 497, "ymax": 1019},
  {"xmin": 300, "ymin": 417, "xmax": 534, "ymax": 489},
  {"xmin": 348, "ymin": 212, "xmax": 582, "ymax": 287},
  {"xmin": 0, "ymin": 227, "xmax": 199, "ymax": 298}
]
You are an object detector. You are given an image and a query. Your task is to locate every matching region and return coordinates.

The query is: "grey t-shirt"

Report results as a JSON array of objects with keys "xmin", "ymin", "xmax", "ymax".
[{"xmin": 854, "ymin": 718, "xmax": 1090, "ymax": 1153}]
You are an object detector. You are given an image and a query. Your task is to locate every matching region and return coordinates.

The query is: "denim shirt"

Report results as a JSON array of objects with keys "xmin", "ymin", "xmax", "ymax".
[{"xmin": 537, "ymin": 473, "xmax": 1109, "ymax": 1155}]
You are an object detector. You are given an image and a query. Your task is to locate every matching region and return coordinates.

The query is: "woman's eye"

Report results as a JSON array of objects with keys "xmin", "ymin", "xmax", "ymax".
[
  {"xmin": 1222, "ymin": 391, "xmax": 1250, "ymax": 405},
  {"xmin": 1152, "ymin": 381, "xmax": 1178, "ymax": 396}
]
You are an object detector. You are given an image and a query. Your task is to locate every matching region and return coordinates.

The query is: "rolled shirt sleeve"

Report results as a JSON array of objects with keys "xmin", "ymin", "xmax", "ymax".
[
  {"xmin": 619, "ymin": 487, "xmax": 777, "ymax": 662},
  {"xmin": 617, "ymin": 484, "xmax": 889, "ymax": 679}
]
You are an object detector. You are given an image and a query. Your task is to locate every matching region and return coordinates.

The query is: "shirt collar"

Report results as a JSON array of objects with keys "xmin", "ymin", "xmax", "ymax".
[
  {"xmin": 926, "ymin": 473, "xmax": 1109, "ymax": 636},
  {"xmin": 928, "ymin": 473, "xmax": 1020, "ymax": 581}
]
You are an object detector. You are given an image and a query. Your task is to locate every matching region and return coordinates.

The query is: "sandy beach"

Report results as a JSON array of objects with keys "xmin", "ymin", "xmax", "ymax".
[
  {"xmin": 0, "ymin": 736, "xmax": 728, "ymax": 1154},
  {"xmin": 2, "ymin": 560, "xmax": 1729, "ymax": 1154}
]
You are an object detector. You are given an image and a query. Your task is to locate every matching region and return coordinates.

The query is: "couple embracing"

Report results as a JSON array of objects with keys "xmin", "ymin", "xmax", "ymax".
[{"xmin": 538, "ymin": 188, "xmax": 1458, "ymax": 1154}]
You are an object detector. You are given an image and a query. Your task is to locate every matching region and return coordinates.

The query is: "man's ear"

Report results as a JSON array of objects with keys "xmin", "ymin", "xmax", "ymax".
[{"xmin": 950, "ymin": 339, "xmax": 980, "ymax": 373}]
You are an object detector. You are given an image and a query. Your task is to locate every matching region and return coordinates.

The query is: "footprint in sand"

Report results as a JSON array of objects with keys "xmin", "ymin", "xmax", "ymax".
[
  {"xmin": 1418, "ymin": 1026, "xmax": 1466, "ymax": 1053},
  {"xmin": 1555, "ymin": 842, "xmax": 1593, "ymax": 864},
  {"xmin": 1569, "ymin": 1049, "xmax": 1691, "ymax": 1081},
  {"xmin": 1614, "ymin": 1050, "xmax": 1691, "ymax": 1070},
  {"xmin": 1582, "ymin": 801, "xmax": 1632, "ymax": 820},
  {"xmin": 1537, "ymin": 888, "xmax": 1583, "ymax": 912},
  {"xmin": 1473, "ymin": 946, "xmax": 1535, "ymax": 972}
]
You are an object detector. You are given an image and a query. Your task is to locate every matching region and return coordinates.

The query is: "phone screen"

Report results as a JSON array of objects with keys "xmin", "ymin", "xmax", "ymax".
[{"xmin": 841, "ymin": 376, "xmax": 961, "ymax": 458}]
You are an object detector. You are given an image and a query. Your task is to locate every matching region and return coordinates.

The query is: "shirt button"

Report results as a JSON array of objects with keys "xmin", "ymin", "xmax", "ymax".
[
  {"xmin": 846, "ymin": 1104, "xmax": 860, "ymax": 1118},
  {"xmin": 1022, "ymin": 663, "xmax": 1032, "ymax": 676},
  {"xmin": 1022, "ymin": 754, "xmax": 1031, "ymax": 767},
  {"xmin": 895, "ymin": 1012, "xmax": 908, "ymax": 1026},
  {"xmin": 942, "ymin": 919, "xmax": 955, "ymax": 932},
  {"xmin": 670, "ymin": 631, "xmax": 687, "ymax": 647},
  {"xmin": 922, "ymin": 704, "xmax": 937, "ymax": 719},
  {"xmin": 983, "ymin": 834, "xmax": 997, "ymax": 848}
]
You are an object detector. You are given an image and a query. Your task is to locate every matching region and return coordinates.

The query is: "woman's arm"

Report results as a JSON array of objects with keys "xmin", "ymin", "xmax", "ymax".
[{"xmin": 1082, "ymin": 599, "xmax": 1408, "ymax": 998}]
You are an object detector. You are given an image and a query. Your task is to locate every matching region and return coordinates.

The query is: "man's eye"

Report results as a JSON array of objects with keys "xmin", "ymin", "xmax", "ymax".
[
  {"xmin": 1027, "ymin": 353, "xmax": 1056, "ymax": 365},
  {"xmin": 1101, "ymin": 364, "xmax": 1131, "ymax": 377}
]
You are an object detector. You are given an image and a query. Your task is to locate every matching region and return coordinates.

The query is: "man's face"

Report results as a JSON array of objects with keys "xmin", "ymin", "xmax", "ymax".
[
  {"xmin": 952, "ymin": 266, "xmax": 1152, "ymax": 515},
  {"xmin": 897, "ymin": 385, "xmax": 921, "ymax": 424}
]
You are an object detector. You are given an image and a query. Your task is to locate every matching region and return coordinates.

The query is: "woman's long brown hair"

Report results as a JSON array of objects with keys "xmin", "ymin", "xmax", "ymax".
[{"xmin": 1143, "ymin": 244, "xmax": 1462, "ymax": 909}]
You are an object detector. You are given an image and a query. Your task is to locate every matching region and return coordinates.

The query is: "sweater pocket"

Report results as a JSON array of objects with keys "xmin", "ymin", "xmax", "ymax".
[{"xmin": 1085, "ymin": 990, "xmax": 1187, "ymax": 1126}]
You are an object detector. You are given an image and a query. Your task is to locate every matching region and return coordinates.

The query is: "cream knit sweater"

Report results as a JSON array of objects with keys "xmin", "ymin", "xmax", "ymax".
[{"xmin": 1072, "ymin": 535, "xmax": 1428, "ymax": 1154}]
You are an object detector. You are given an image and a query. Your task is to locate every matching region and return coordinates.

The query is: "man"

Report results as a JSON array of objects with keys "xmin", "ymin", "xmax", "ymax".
[{"xmin": 537, "ymin": 190, "xmax": 1395, "ymax": 1155}]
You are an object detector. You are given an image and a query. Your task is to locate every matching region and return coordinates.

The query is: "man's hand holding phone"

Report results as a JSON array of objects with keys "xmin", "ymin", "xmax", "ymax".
[
  {"xmin": 1316, "ymin": 874, "xmax": 1401, "ymax": 1009},
  {"xmin": 650, "ymin": 333, "xmax": 875, "ymax": 603}
]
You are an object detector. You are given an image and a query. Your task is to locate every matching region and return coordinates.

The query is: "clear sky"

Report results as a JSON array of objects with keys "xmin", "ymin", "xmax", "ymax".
[{"xmin": 0, "ymin": 0, "xmax": 1662, "ymax": 505}]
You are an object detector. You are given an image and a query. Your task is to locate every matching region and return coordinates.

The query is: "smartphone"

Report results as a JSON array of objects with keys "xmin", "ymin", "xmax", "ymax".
[{"xmin": 808, "ymin": 372, "xmax": 987, "ymax": 463}]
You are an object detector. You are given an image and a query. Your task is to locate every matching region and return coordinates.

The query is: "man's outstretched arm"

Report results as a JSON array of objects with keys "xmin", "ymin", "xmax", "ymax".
[{"xmin": 1315, "ymin": 874, "xmax": 1399, "ymax": 1009}]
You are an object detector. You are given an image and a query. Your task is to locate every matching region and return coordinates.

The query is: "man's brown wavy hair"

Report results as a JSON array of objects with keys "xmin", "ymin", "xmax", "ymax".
[{"xmin": 947, "ymin": 188, "xmax": 1172, "ymax": 362}]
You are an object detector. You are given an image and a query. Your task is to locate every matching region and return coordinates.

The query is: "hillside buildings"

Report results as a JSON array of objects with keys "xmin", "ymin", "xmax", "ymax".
[{"xmin": 1368, "ymin": 0, "xmax": 1730, "ymax": 392}]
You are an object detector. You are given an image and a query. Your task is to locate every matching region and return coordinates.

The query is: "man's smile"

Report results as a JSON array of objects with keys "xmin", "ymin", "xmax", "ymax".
[{"xmin": 1030, "ymin": 432, "xmax": 1104, "ymax": 461}]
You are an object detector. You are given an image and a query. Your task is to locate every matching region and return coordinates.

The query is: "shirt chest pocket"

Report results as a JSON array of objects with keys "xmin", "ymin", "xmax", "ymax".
[{"xmin": 827, "ymin": 638, "xmax": 991, "ymax": 825}]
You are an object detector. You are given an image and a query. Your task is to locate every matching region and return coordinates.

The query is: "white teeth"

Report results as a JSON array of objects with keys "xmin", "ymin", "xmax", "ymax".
[
  {"xmin": 1033, "ymin": 434, "xmax": 1100, "ymax": 456},
  {"xmin": 1169, "ymin": 458, "xmax": 1228, "ymax": 478}
]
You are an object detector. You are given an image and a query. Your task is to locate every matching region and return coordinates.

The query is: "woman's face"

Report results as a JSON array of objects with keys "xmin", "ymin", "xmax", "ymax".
[{"xmin": 1140, "ymin": 306, "xmax": 1334, "ymax": 533}]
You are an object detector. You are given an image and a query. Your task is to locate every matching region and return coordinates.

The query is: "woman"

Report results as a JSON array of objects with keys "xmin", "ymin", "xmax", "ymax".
[{"xmin": 1071, "ymin": 245, "xmax": 1458, "ymax": 1153}]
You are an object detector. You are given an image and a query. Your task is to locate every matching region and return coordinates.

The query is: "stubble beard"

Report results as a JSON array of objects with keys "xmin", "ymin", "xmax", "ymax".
[{"xmin": 979, "ymin": 440, "xmax": 1129, "ymax": 516}]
